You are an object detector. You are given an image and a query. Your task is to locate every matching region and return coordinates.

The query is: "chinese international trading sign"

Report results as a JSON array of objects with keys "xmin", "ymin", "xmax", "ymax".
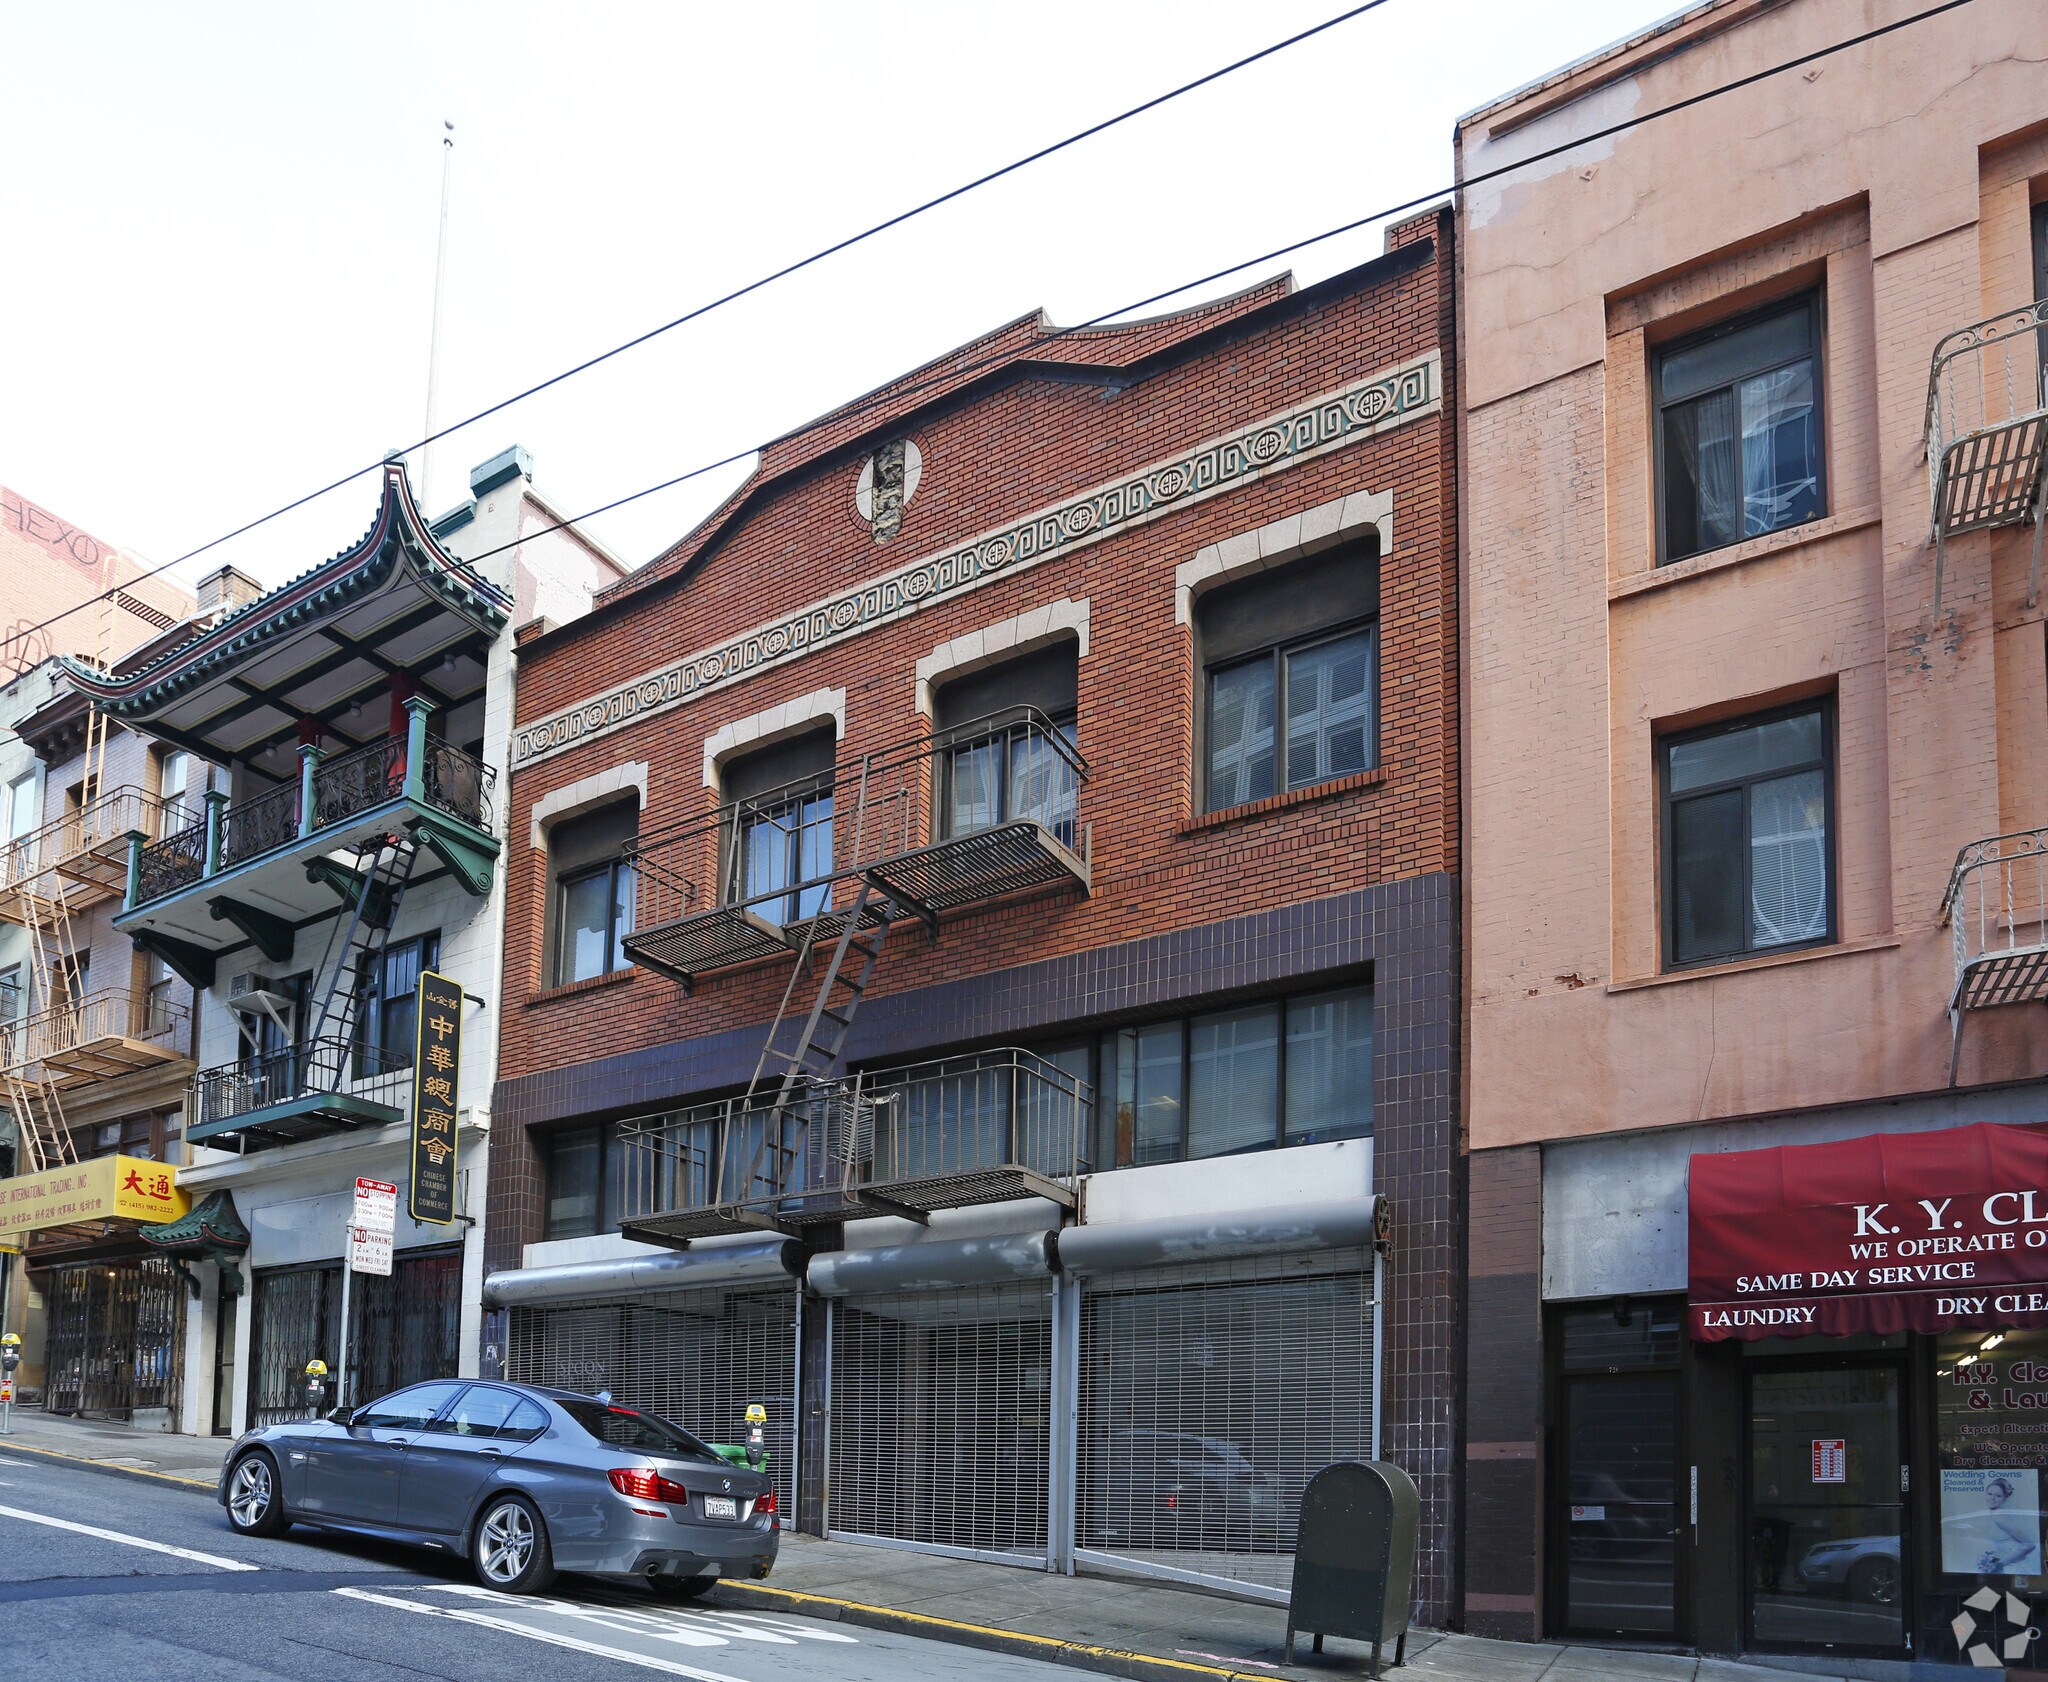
[
  {"xmin": 1690, "ymin": 1121, "xmax": 2048, "ymax": 1340},
  {"xmin": 409, "ymin": 969, "xmax": 463, "ymax": 1224},
  {"xmin": 0, "ymin": 1154, "xmax": 186, "ymax": 1239}
]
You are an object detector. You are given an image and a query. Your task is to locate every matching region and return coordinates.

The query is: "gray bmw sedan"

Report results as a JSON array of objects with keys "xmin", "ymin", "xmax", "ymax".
[{"xmin": 217, "ymin": 1379, "xmax": 778, "ymax": 1596}]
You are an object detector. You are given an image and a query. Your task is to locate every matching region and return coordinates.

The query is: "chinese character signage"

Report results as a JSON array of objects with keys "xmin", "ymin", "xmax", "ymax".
[
  {"xmin": 409, "ymin": 970, "xmax": 463, "ymax": 1225},
  {"xmin": 0, "ymin": 1155, "xmax": 186, "ymax": 1237}
]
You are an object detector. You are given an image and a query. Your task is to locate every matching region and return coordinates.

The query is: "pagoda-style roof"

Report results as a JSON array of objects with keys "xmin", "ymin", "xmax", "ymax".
[
  {"xmin": 60, "ymin": 463, "xmax": 510, "ymax": 779},
  {"xmin": 137, "ymin": 1188, "xmax": 250, "ymax": 1256}
]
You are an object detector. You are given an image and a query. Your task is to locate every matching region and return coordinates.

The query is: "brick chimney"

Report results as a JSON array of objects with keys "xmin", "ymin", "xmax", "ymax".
[{"xmin": 195, "ymin": 565, "xmax": 265, "ymax": 620}]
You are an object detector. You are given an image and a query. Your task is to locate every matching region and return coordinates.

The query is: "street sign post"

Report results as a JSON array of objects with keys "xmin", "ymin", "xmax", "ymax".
[
  {"xmin": 409, "ymin": 971, "xmax": 463, "ymax": 1225},
  {"xmin": 337, "ymin": 1176, "xmax": 397, "ymax": 1407}
]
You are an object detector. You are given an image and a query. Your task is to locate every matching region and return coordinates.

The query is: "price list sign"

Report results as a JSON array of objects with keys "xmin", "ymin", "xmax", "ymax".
[{"xmin": 410, "ymin": 970, "xmax": 464, "ymax": 1224}]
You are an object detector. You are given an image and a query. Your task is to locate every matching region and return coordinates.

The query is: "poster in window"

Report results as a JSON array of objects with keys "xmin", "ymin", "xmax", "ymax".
[{"xmin": 1941, "ymin": 1468, "xmax": 2043, "ymax": 1576}]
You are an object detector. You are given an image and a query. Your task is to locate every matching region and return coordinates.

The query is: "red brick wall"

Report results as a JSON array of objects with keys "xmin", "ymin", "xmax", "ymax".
[{"xmin": 500, "ymin": 209, "xmax": 1458, "ymax": 1090}]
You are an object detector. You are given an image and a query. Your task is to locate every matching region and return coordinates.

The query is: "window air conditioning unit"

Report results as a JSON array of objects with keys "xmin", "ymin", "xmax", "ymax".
[{"xmin": 228, "ymin": 972, "xmax": 292, "ymax": 1016}]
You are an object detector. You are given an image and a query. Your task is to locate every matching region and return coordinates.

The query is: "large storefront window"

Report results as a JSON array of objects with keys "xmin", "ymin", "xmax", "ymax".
[{"xmin": 1937, "ymin": 1330, "xmax": 2048, "ymax": 1577}]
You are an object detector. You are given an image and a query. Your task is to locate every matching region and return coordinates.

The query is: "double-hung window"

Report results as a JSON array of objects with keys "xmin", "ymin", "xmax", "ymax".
[
  {"xmin": 1656, "ymin": 295, "xmax": 1824, "ymax": 563},
  {"xmin": 935, "ymin": 641, "xmax": 1080, "ymax": 847},
  {"xmin": 548, "ymin": 802, "xmax": 637, "ymax": 986},
  {"xmin": 725, "ymin": 730, "xmax": 835, "ymax": 927},
  {"xmin": 1661, "ymin": 701, "xmax": 1833, "ymax": 968},
  {"xmin": 355, "ymin": 931, "xmax": 439, "ymax": 1075},
  {"xmin": 1198, "ymin": 541, "xmax": 1379, "ymax": 814}
]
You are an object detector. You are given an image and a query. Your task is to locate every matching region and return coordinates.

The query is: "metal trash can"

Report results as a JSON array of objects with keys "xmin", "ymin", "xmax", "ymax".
[{"xmin": 1284, "ymin": 1460, "xmax": 1418, "ymax": 1676}]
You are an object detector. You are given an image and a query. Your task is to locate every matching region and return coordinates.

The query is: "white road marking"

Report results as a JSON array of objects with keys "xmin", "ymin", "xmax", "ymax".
[
  {"xmin": 332, "ymin": 1587, "xmax": 751, "ymax": 1680},
  {"xmin": 428, "ymin": 1584, "xmax": 860, "ymax": 1646},
  {"xmin": 700, "ymin": 1611, "xmax": 859, "ymax": 1643},
  {"xmin": 0, "ymin": 1501, "xmax": 258, "ymax": 1571}
]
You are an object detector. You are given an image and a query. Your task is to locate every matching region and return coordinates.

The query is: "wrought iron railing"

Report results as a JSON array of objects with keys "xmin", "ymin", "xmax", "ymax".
[
  {"xmin": 136, "ymin": 819, "xmax": 206, "ymax": 902},
  {"xmin": 628, "ymin": 707, "xmax": 1090, "ymax": 937},
  {"xmin": 1, "ymin": 784, "xmax": 192, "ymax": 899},
  {"xmin": 1943, "ymin": 828, "xmax": 2048, "ymax": 1012},
  {"xmin": 420, "ymin": 736, "xmax": 495, "ymax": 830},
  {"xmin": 314, "ymin": 736, "xmax": 404, "ymax": 829},
  {"xmin": 189, "ymin": 1036, "xmax": 411, "ymax": 1133},
  {"xmin": 219, "ymin": 779, "xmax": 300, "ymax": 869},
  {"xmin": 1925, "ymin": 297, "xmax": 2048, "ymax": 613},
  {"xmin": 129, "ymin": 734, "xmax": 494, "ymax": 909},
  {"xmin": 617, "ymin": 1047, "xmax": 1092, "ymax": 1222},
  {"xmin": 2, "ymin": 986, "xmax": 188, "ymax": 1073}
]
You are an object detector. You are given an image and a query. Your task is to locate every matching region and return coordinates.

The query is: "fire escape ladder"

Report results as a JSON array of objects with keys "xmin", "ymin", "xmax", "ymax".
[
  {"xmin": 735, "ymin": 876, "xmax": 900, "ymax": 1205},
  {"xmin": 7, "ymin": 859, "xmax": 81, "ymax": 1172},
  {"xmin": 304, "ymin": 833, "xmax": 423, "ymax": 1057}
]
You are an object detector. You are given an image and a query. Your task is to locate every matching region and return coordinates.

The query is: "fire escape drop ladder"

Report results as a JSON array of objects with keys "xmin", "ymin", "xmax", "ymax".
[{"xmin": 304, "ymin": 833, "xmax": 425, "ymax": 1072}]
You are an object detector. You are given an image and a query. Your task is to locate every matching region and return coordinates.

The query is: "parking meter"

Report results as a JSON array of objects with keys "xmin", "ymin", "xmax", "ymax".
[
  {"xmin": 745, "ymin": 1403, "xmax": 767, "ymax": 1470},
  {"xmin": 0, "ymin": 1332, "xmax": 19, "ymax": 1435},
  {"xmin": 304, "ymin": 1358, "xmax": 330, "ymax": 1417}
]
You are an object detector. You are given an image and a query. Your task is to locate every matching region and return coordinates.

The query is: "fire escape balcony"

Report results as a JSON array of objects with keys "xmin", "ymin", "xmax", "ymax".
[
  {"xmin": 0, "ymin": 785, "xmax": 192, "ymax": 925},
  {"xmin": 1926, "ymin": 297, "xmax": 2048, "ymax": 616},
  {"xmin": 0, "ymin": 987, "xmax": 191, "ymax": 1088},
  {"xmin": 185, "ymin": 1037, "xmax": 412, "ymax": 1149},
  {"xmin": 617, "ymin": 1047, "xmax": 1093, "ymax": 1246},
  {"xmin": 115, "ymin": 706, "xmax": 498, "ymax": 985},
  {"xmin": 622, "ymin": 707, "xmax": 1091, "ymax": 990},
  {"xmin": 1941, "ymin": 827, "xmax": 2048, "ymax": 1083}
]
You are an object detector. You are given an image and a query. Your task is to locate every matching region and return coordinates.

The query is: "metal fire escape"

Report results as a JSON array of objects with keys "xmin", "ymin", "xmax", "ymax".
[
  {"xmin": 617, "ymin": 707, "xmax": 1091, "ymax": 1246},
  {"xmin": 1941, "ymin": 828, "xmax": 2048, "ymax": 1085},
  {"xmin": 1926, "ymin": 296, "xmax": 2048, "ymax": 616}
]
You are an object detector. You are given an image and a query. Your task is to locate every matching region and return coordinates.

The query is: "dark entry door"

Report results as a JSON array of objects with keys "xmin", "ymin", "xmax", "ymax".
[
  {"xmin": 1748, "ymin": 1361, "xmax": 1908, "ymax": 1653},
  {"xmin": 1559, "ymin": 1371, "xmax": 1681, "ymax": 1636}
]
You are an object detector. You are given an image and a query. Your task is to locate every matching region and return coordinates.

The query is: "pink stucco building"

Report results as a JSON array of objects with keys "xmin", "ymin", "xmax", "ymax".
[{"xmin": 1455, "ymin": 0, "xmax": 2048, "ymax": 1659}]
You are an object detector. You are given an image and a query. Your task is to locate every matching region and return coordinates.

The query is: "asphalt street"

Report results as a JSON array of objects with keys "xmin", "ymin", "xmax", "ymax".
[{"xmin": 0, "ymin": 1449, "xmax": 1068, "ymax": 1682}]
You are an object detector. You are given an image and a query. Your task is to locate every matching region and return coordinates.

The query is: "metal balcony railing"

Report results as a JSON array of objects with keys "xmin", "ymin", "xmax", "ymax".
[
  {"xmin": 1925, "ymin": 297, "xmax": 2048, "ymax": 614},
  {"xmin": 1941, "ymin": 827, "xmax": 2048, "ymax": 1082},
  {"xmin": 0, "ymin": 785, "xmax": 193, "ymax": 918},
  {"xmin": 189, "ymin": 1036, "xmax": 411, "ymax": 1137},
  {"xmin": 617, "ymin": 1047, "xmax": 1093, "ymax": 1243},
  {"xmin": 1, "ymin": 987, "xmax": 189, "ymax": 1081},
  {"xmin": 130, "ymin": 733, "xmax": 495, "ymax": 910},
  {"xmin": 624, "ymin": 708, "xmax": 1090, "ymax": 987}
]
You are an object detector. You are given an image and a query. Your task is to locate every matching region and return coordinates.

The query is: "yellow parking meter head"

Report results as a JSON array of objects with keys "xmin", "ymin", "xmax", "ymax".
[
  {"xmin": 745, "ymin": 1403, "xmax": 766, "ymax": 1426},
  {"xmin": 0, "ymin": 1332, "xmax": 19, "ymax": 1346},
  {"xmin": 304, "ymin": 1359, "xmax": 328, "ymax": 1377}
]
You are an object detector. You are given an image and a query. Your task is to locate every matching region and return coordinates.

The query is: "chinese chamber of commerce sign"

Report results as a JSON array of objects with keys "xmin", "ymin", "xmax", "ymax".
[
  {"xmin": 409, "ymin": 970, "xmax": 462, "ymax": 1225},
  {"xmin": 0, "ymin": 1155, "xmax": 187, "ymax": 1239},
  {"xmin": 1690, "ymin": 1121, "xmax": 2048, "ymax": 1341}
]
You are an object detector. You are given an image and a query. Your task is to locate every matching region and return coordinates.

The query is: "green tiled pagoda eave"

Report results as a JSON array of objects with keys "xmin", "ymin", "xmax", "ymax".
[
  {"xmin": 137, "ymin": 1190, "xmax": 250, "ymax": 1255},
  {"xmin": 56, "ymin": 465, "xmax": 509, "ymax": 718}
]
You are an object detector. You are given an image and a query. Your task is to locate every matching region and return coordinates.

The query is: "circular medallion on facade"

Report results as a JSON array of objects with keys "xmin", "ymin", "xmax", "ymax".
[{"xmin": 855, "ymin": 438, "xmax": 923, "ymax": 541}]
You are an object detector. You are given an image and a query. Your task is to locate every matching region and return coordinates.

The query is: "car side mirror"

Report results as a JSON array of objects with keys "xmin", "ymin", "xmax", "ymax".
[{"xmin": 327, "ymin": 1406, "xmax": 356, "ymax": 1427}]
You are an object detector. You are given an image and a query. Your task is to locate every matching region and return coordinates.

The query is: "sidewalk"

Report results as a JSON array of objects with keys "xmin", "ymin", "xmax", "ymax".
[
  {"xmin": 0, "ymin": 1420, "xmax": 1873, "ymax": 1682},
  {"xmin": 0, "ymin": 1407, "xmax": 228, "ymax": 1487},
  {"xmin": 712, "ymin": 1535, "xmax": 1831, "ymax": 1682}
]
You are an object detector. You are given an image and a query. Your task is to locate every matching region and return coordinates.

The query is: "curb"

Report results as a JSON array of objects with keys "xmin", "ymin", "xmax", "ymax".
[
  {"xmin": 710, "ymin": 1578, "xmax": 1286, "ymax": 1682},
  {"xmin": 0, "ymin": 1437, "xmax": 221, "ymax": 1494}
]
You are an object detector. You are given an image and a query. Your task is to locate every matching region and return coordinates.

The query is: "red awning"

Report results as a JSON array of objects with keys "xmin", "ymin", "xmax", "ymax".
[{"xmin": 1689, "ymin": 1121, "xmax": 2048, "ymax": 1342}]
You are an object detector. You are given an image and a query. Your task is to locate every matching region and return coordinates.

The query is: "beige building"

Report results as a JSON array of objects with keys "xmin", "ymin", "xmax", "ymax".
[{"xmin": 1456, "ymin": 0, "xmax": 2048, "ymax": 1661}]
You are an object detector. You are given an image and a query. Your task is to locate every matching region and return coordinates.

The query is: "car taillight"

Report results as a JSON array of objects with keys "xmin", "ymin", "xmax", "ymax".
[
  {"xmin": 609, "ymin": 1468, "xmax": 690, "ymax": 1503},
  {"xmin": 755, "ymin": 1486, "xmax": 778, "ymax": 1517}
]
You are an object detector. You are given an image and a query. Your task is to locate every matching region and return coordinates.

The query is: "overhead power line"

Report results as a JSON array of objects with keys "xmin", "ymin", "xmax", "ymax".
[
  {"xmin": 457, "ymin": 0, "xmax": 1980, "ymax": 574},
  {"xmin": 4, "ymin": 0, "xmax": 1400, "ymax": 670}
]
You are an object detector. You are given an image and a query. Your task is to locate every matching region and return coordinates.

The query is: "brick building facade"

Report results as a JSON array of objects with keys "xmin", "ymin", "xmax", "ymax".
[{"xmin": 487, "ymin": 210, "xmax": 1462, "ymax": 1613}]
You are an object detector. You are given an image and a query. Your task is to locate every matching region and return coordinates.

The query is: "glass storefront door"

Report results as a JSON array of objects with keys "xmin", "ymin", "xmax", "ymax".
[
  {"xmin": 1561, "ymin": 1371, "xmax": 1681, "ymax": 1635},
  {"xmin": 1748, "ymin": 1361, "xmax": 1908, "ymax": 1652}
]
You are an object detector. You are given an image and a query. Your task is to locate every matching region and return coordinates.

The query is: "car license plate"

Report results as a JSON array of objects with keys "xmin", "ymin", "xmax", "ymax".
[{"xmin": 703, "ymin": 1496, "xmax": 738, "ymax": 1520}]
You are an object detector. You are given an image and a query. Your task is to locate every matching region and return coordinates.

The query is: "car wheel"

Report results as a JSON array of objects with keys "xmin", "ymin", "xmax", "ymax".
[
  {"xmin": 472, "ymin": 1494, "xmax": 555, "ymax": 1594},
  {"xmin": 224, "ymin": 1451, "xmax": 289, "ymax": 1538},
  {"xmin": 649, "ymin": 1573, "xmax": 718, "ymax": 1601},
  {"xmin": 1850, "ymin": 1556, "xmax": 1899, "ymax": 1606}
]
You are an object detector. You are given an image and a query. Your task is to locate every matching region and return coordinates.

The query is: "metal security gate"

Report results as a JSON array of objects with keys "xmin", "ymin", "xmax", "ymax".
[
  {"xmin": 250, "ymin": 1247, "xmax": 462, "ymax": 1425},
  {"xmin": 1074, "ymin": 1248, "xmax": 1378, "ymax": 1597},
  {"xmin": 827, "ymin": 1279, "xmax": 1056, "ymax": 1566},
  {"xmin": 505, "ymin": 1284, "xmax": 799, "ymax": 1522},
  {"xmin": 38, "ymin": 1257, "xmax": 185, "ymax": 1422}
]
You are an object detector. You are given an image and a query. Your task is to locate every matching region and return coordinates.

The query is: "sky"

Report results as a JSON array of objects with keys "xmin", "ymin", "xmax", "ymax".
[{"xmin": 1, "ymin": 0, "xmax": 1662, "ymax": 603}]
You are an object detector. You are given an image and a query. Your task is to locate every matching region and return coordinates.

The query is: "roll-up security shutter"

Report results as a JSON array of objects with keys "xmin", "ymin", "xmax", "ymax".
[
  {"xmin": 506, "ymin": 1282, "xmax": 800, "ymax": 1521},
  {"xmin": 828, "ymin": 1278, "xmax": 1055, "ymax": 1566}
]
